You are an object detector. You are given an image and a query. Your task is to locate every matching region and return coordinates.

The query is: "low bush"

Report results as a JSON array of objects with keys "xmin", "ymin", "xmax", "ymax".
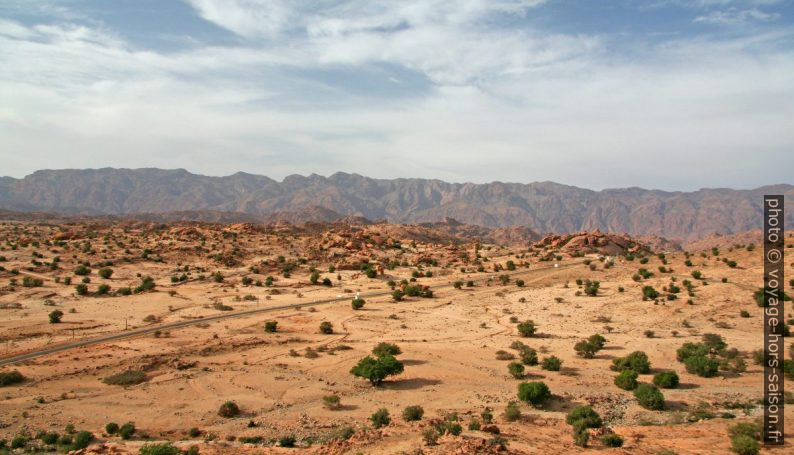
[
  {"xmin": 634, "ymin": 384, "xmax": 665, "ymax": 410},
  {"xmin": 614, "ymin": 370, "xmax": 639, "ymax": 390},
  {"xmin": 218, "ymin": 401, "xmax": 240, "ymax": 418},
  {"xmin": 103, "ymin": 370, "xmax": 146, "ymax": 386},
  {"xmin": 601, "ymin": 433, "xmax": 624, "ymax": 447},
  {"xmin": 504, "ymin": 401, "xmax": 521, "ymax": 421},
  {"xmin": 119, "ymin": 422, "xmax": 135, "ymax": 440},
  {"xmin": 508, "ymin": 362, "xmax": 524, "ymax": 379},
  {"xmin": 322, "ymin": 395, "xmax": 341, "ymax": 410},
  {"xmin": 541, "ymin": 356, "xmax": 562, "ymax": 371},
  {"xmin": 402, "ymin": 405, "xmax": 424, "ymax": 422},
  {"xmin": 0, "ymin": 370, "xmax": 24, "ymax": 386},
  {"xmin": 653, "ymin": 371, "xmax": 680, "ymax": 388},
  {"xmin": 139, "ymin": 443, "xmax": 181, "ymax": 455},
  {"xmin": 73, "ymin": 431, "xmax": 94, "ymax": 449},
  {"xmin": 518, "ymin": 381, "xmax": 551, "ymax": 406},
  {"xmin": 516, "ymin": 320, "xmax": 536, "ymax": 337},
  {"xmin": 611, "ymin": 351, "xmax": 650, "ymax": 374},
  {"xmin": 730, "ymin": 435, "xmax": 760, "ymax": 455},
  {"xmin": 684, "ymin": 355, "xmax": 720, "ymax": 378},
  {"xmin": 319, "ymin": 321, "xmax": 333, "ymax": 334},
  {"xmin": 371, "ymin": 408, "xmax": 390, "ymax": 428}
]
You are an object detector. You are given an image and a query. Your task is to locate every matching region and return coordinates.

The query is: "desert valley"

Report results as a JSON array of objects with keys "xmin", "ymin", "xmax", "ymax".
[{"xmin": 0, "ymin": 213, "xmax": 791, "ymax": 454}]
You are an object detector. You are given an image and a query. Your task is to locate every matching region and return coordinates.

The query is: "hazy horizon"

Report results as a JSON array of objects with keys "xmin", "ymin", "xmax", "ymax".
[{"xmin": 2, "ymin": 166, "xmax": 793, "ymax": 193}]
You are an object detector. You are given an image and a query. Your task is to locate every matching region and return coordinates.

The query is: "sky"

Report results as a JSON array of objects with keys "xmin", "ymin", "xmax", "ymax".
[{"xmin": 1, "ymin": 0, "xmax": 793, "ymax": 191}]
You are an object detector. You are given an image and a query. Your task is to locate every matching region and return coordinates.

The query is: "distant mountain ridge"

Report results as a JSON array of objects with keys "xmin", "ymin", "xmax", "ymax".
[{"xmin": 0, "ymin": 168, "xmax": 791, "ymax": 241}]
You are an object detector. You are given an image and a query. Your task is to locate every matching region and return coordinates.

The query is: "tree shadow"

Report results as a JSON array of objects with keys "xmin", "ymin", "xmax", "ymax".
[
  {"xmin": 522, "ymin": 372, "xmax": 547, "ymax": 380},
  {"xmin": 601, "ymin": 346, "xmax": 624, "ymax": 351},
  {"xmin": 677, "ymin": 383, "xmax": 700, "ymax": 390},
  {"xmin": 336, "ymin": 404, "xmax": 359, "ymax": 411},
  {"xmin": 664, "ymin": 400, "xmax": 689, "ymax": 411},
  {"xmin": 386, "ymin": 378, "xmax": 442, "ymax": 390},
  {"xmin": 595, "ymin": 354, "xmax": 617, "ymax": 360},
  {"xmin": 402, "ymin": 359, "xmax": 427, "ymax": 366},
  {"xmin": 559, "ymin": 367, "xmax": 579, "ymax": 377},
  {"xmin": 545, "ymin": 395, "xmax": 586, "ymax": 413}
]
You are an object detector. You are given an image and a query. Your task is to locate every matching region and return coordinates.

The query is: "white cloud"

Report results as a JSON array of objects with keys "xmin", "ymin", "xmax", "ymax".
[
  {"xmin": 695, "ymin": 7, "xmax": 780, "ymax": 24},
  {"xmin": 0, "ymin": 2, "xmax": 792, "ymax": 190}
]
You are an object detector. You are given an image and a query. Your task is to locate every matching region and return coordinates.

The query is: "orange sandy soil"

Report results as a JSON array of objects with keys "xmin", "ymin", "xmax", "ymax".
[{"xmin": 0, "ymin": 221, "xmax": 792, "ymax": 454}]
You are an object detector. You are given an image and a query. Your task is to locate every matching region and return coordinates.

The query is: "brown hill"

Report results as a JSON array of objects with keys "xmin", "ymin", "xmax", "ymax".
[
  {"xmin": 533, "ymin": 229, "xmax": 669, "ymax": 256},
  {"xmin": 1, "ymin": 168, "xmax": 791, "ymax": 240}
]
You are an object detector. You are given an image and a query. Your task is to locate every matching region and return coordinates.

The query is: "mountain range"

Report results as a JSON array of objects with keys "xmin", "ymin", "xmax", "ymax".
[{"xmin": 0, "ymin": 168, "xmax": 790, "ymax": 241}]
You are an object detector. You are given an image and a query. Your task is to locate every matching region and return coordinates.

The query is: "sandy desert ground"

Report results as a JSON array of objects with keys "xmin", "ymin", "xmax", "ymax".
[{"xmin": 0, "ymin": 219, "xmax": 792, "ymax": 454}]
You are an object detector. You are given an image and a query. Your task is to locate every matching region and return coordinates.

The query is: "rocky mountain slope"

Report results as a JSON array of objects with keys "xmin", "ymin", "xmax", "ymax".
[{"xmin": 0, "ymin": 168, "xmax": 791, "ymax": 240}]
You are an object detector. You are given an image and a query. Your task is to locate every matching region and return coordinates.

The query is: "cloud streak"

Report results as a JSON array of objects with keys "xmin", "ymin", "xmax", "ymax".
[{"xmin": 0, "ymin": 1, "xmax": 792, "ymax": 190}]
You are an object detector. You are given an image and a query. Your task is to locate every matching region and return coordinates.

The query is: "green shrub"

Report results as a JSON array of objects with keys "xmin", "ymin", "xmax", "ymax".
[
  {"xmin": 518, "ymin": 381, "xmax": 551, "ymax": 406},
  {"xmin": 402, "ymin": 405, "xmax": 424, "ymax": 422},
  {"xmin": 614, "ymin": 370, "xmax": 639, "ymax": 390},
  {"xmin": 684, "ymin": 355, "xmax": 720, "ymax": 377},
  {"xmin": 676, "ymin": 342, "xmax": 709, "ymax": 362},
  {"xmin": 139, "ymin": 443, "xmax": 181, "ymax": 455},
  {"xmin": 103, "ymin": 370, "xmax": 146, "ymax": 386},
  {"xmin": 350, "ymin": 354, "xmax": 404, "ymax": 385},
  {"xmin": 508, "ymin": 362, "xmax": 524, "ymax": 379},
  {"xmin": 541, "ymin": 356, "xmax": 562, "ymax": 371},
  {"xmin": 116, "ymin": 422, "xmax": 135, "ymax": 440},
  {"xmin": 634, "ymin": 384, "xmax": 665, "ymax": 410},
  {"xmin": 728, "ymin": 422, "xmax": 761, "ymax": 441},
  {"xmin": 40, "ymin": 432, "xmax": 59, "ymax": 444},
  {"xmin": 372, "ymin": 342, "xmax": 401, "ymax": 357},
  {"xmin": 73, "ymin": 431, "xmax": 94, "ymax": 449},
  {"xmin": 701, "ymin": 333, "xmax": 727, "ymax": 354},
  {"xmin": 49, "ymin": 309, "xmax": 64, "ymax": 323},
  {"xmin": 601, "ymin": 433, "xmax": 624, "ymax": 447},
  {"xmin": 371, "ymin": 408, "xmax": 390, "ymax": 428},
  {"xmin": 10, "ymin": 435, "xmax": 27, "ymax": 449},
  {"xmin": 566, "ymin": 405, "xmax": 602, "ymax": 428},
  {"xmin": 0, "ymin": 370, "xmax": 24, "ymax": 386},
  {"xmin": 278, "ymin": 435, "xmax": 296, "ymax": 447},
  {"xmin": 105, "ymin": 422, "xmax": 119, "ymax": 434},
  {"xmin": 504, "ymin": 401, "xmax": 521, "ymax": 421},
  {"xmin": 730, "ymin": 435, "xmax": 759, "ymax": 455},
  {"xmin": 574, "ymin": 339, "xmax": 600, "ymax": 358},
  {"xmin": 516, "ymin": 320, "xmax": 536, "ymax": 337},
  {"xmin": 218, "ymin": 401, "xmax": 240, "ymax": 417},
  {"xmin": 653, "ymin": 371, "xmax": 680, "ymax": 388},
  {"xmin": 74, "ymin": 265, "xmax": 91, "ymax": 276},
  {"xmin": 98, "ymin": 268, "xmax": 113, "ymax": 279},
  {"xmin": 423, "ymin": 428, "xmax": 439, "ymax": 445},
  {"xmin": 322, "ymin": 395, "xmax": 341, "ymax": 410},
  {"xmin": 642, "ymin": 285, "xmax": 659, "ymax": 300},
  {"xmin": 319, "ymin": 321, "xmax": 333, "ymax": 334},
  {"xmin": 519, "ymin": 347, "xmax": 538, "ymax": 366},
  {"xmin": 572, "ymin": 427, "xmax": 589, "ymax": 447},
  {"xmin": 264, "ymin": 321, "xmax": 278, "ymax": 332},
  {"xmin": 351, "ymin": 298, "xmax": 365, "ymax": 309},
  {"xmin": 611, "ymin": 351, "xmax": 650, "ymax": 374}
]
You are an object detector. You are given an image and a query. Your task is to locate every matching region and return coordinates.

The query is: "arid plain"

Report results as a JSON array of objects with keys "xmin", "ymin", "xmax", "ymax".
[{"xmin": 0, "ymin": 219, "xmax": 791, "ymax": 454}]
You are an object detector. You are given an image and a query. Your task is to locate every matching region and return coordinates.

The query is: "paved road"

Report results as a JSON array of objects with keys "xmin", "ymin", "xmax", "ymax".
[{"xmin": 0, "ymin": 263, "xmax": 576, "ymax": 367}]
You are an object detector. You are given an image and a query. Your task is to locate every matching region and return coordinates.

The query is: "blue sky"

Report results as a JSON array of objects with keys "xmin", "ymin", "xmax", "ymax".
[{"xmin": 1, "ymin": 0, "xmax": 792, "ymax": 190}]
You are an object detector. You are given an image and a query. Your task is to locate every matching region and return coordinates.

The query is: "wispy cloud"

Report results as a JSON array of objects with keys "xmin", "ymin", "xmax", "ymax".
[
  {"xmin": 695, "ymin": 7, "xmax": 780, "ymax": 24},
  {"xmin": 0, "ymin": 1, "xmax": 792, "ymax": 190}
]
